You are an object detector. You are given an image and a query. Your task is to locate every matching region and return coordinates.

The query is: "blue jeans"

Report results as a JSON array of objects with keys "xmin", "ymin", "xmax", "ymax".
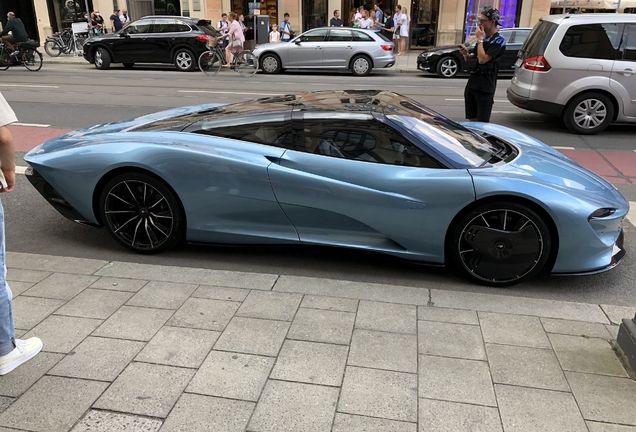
[{"xmin": 0, "ymin": 200, "xmax": 14, "ymax": 356}]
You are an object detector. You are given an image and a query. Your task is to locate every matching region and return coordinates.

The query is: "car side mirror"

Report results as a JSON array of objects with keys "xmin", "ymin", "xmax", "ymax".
[
  {"xmin": 294, "ymin": 40, "xmax": 301, "ymax": 45},
  {"xmin": 119, "ymin": 32, "xmax": 130, "ymax": 38}
]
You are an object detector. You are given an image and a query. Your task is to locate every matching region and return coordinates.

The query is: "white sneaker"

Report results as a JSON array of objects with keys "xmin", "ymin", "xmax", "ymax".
[{"xmin": 0, "ymin": 338, "xmax": 43, "ymax": 375}]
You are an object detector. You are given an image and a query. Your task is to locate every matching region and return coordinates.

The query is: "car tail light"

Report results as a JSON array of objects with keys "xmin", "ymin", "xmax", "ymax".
[
  {"xmin": 523, "ymin": 55, "xmax": 551, "ymax": 72},
  {"xmin": 381, "ymin": 44, "xmax": 393, "ymax": 51},
  {"xmin": 196, "ymin": 34, "xmax": 210, "ymax": 42}
]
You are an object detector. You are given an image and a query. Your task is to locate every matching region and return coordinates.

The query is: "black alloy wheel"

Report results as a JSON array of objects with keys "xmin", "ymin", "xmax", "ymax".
[
  {"xmin": 99, "ymin": 172, "xmax": 184, "ymax": 254},
  {"xmin": 436, "ymin": 56, "xmax": 459, "ymax": 78},
  {"xmin": 450, "ymin": 202, "xmax": 552, "ymax": 286}
]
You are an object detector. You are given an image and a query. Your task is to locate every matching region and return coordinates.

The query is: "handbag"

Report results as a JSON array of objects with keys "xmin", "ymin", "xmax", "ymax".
[{"xmin": 232, "ymin": 39, "xmax": 242, "ymax": 47}]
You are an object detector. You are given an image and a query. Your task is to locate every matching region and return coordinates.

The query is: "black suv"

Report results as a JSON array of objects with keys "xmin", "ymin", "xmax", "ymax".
[{"xmin": 83, "ymin": 16, "xmax": 217, "ymax": 71}]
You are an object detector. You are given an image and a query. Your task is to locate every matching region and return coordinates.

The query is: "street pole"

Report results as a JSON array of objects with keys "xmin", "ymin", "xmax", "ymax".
[
  {"xmin": 616, "ymin": 0, "xmax": 622, "ymax": 12},
  {"xmin": 562, "ymin": 0, "xmax": 567, "ymax": 14}
]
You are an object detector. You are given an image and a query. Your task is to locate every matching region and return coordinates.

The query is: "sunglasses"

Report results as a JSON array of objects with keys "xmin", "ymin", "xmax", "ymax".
[{"xmin": 478, "ymin": 18, "xmax": 491, "ymax": 23}]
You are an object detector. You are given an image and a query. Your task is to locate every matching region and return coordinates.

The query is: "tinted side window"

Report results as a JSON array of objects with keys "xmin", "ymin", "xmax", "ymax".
[
  {"xmin": 153, "ymin": 21, "xmax": 178, "ymax": 33},
  {"xmin": 328, "ymin": 29, "xmax": 353, "ymax": 41},
  {"xmin": 621, "ymin": 24, "xmax": 636, "ymax": 61},
  {"xmin": 559, "ymin": 23, "xmax": 623, "ymax": 60},
  {"xmin": 522, "ymin": 20, "xmax": 557, "ymax": 57},
  {"xmin": 500, "ymin": 31, "xmax": 512, "ymax": 43},
  {"xmin": 353, "ymin": 31, "xmax": 374, "ymax": 41},
  {"xmin": 514, "ymin": 30, "xmax": 530, "ymax": 45},
  {"xmin": 187, "ymin": 113, "xmax": 290, "ymax": 146},
  {"xmin": 126, "ymin": 21, "xmax": 152, "ymax": 34},
  {"xmin": 299, "ymin": 29, "xmax": 328, "ymax": 42},
  {"xmin": 175, "ymin": 23, "xmax": 192, "ymax": 32}
]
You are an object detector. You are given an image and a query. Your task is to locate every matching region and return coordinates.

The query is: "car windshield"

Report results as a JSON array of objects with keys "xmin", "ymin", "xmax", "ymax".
[{"xmin": 386, "ymin": 101, "xmax": 498, "ymax": 167}]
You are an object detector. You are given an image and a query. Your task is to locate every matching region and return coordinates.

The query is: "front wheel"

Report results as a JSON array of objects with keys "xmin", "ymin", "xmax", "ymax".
[
  {"xmin": 94, "ymin": 47, "xmax": 111, "ymax": 69},
  {"xmin": 449, "ymin": 202, "xmax": 552, "ymax": 286},
  {"xmin": 350, "ymin": 55, "xmax": 372, "ymax": 76},
  {"xmin": 22, "ymin": 49, "xmax": 43, "ymax": 71},
  {"xmin": 236, "ymin": 51, "xmax": 258, "ymax": 77},
  {"xmin": 436, "ymin": 56, "xmax": 459, "ymax": 78},
  {"xmin": 174, "ymin": 49, "xmax": 195, "ymax": 71},
  {"xmin": 563, "ymin": 92, "xmax": 614, "ymax": 135},
  {"xmin": 198, "ymin": 51, "xmax": 222, "ymax": 75},
  {"xmin": 44, "ymin": 40, "xmax": 62, "ymax": 57},
  {"xmin": 99, "ymin": 172, "xmax": 185, "ymax": 254},
  {"xmin": 0, "ymin": 50, "xmax": 10, "ymax": 70}
]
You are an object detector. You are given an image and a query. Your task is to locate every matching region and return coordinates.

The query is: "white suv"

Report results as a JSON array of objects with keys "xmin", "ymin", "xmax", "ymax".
[{"xmin": 507, "ymin": 14, "xmax": 636, "ymax": 134}]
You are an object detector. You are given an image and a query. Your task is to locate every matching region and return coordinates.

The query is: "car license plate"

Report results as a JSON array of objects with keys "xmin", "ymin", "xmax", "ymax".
[{"xmin": 514, "ymin": 58, "xmax": 523, "ymax": 68}]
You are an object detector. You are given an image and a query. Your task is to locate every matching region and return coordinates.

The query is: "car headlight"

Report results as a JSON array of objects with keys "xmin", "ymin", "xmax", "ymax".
[{"xmin": 588, "ymin": 208, "xmax": 617, "ymax": 220}]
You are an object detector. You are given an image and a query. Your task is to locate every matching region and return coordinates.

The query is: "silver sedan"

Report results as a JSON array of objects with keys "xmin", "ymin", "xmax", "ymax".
[{"xmin": 252, "ymin": 28, "xmax": 396, "ymax": 76}]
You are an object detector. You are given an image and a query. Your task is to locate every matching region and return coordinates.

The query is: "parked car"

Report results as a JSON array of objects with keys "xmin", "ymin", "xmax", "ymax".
[
  {"xmin": 24, "ymin": 90, "xmax": 627, "ymax": 287},
  {"xmin": 508, "ymin": 14, "xmax": 636, "ymax": 134},
  {"xmin": 252, "ymin": 28, "xmax": 395, "ymax": 76},
  {"xmin": 82, "ymin": 16, "xmax": 216, "ymax": 71},
  {"xmin": 417, "ymin": 28, "xmax": 532, "ymax": 78}
]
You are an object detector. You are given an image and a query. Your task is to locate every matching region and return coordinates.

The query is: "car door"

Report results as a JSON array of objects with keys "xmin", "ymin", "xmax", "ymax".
[
  {"xmin": 145, "ymin": 19, "xmax": 182, "ymax": 63},
  {"xmin": 112, "ymin": 20, "xmax": 154, "ymax": 62},
  {"xmin": 611, "ymin": 23, "xmax": 636, "ymax": 117},
  {"xmin": 323, "ymin": 29, "xmax": 356, "ymax": 68},
  {"xmin": 266, "ymin": 111, "xmax": 475, "ymax": 262},
  {"xmin": 286, "ymin": 29, "xmax": 328, "ymax": 67}
]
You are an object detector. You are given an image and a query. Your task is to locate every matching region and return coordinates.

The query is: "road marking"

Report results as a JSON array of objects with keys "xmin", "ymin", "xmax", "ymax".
[
  {"xmin": 0, "ymin": 84, "xmax": 59, "ymax": 89},
  {"xmin": 13, "ymin": 123, "xmax": 51, "ymax": 128},
  {"xmin": 178, "ymin": 90, "xmax": 279, "ymax": 96},
  {"xmin": 553, "ymin": 146, "xmax": 575, "ymax": 150},
  {"xmin": 628, "ymin": 202, "xmax": 636, "ymax": 229}
]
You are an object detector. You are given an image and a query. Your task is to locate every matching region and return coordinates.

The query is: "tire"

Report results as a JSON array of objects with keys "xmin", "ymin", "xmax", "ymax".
[
  {"xmin": 122, "ymin": 63, "xmax": 135, "ymax": 69},
  {"xmin": 260, "ymin": 53, "xmax": 281, "ymax": 74},
  {"xmin": 94, "ymin": 47, "xmax": 111, "ymax": 70},
  {"xmin": 22, "ymin": 49, "xmax": 43, "ymax": 72},
  {"xmin": 44, "ymin": 40, "xmax": 62, "ymax": 57},
  {"xmin": 563, "ymin": 92, "xmax": 614, "ymax": 135},
  {"xmin": 350, "ymin": 54, "xmax": 372, "ymax": 76},
  {"xmin": 436, "ymin": 56, "xmax": 459, "ymax": 78},
  {"xmin": 174, "ymin": 48, "xmax": 195, "ymax": 71},
  {"xmin": 236, "ymin": 51, "xmax": 258, "ymax": 77},
  {"xmin": 0, "ymin": 50, "xmax": 9, "ymax": 71},
  {"xmin": 449, "ymin": 201, "xmax": 552, "ymax": 287},
  {"xmin": 99, "ymin": 172, "xmax": 185, "ymax": 254},
  {"xmin": 198, "ymin": 51, "xmax": 222, "ymax": 76}
]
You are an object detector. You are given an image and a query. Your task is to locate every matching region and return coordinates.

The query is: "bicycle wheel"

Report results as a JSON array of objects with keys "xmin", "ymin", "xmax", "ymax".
[
  {"xmin": 198, "ymin": 51, "xmax": 222, "ymax": 76},
  {"xmin": 236, "ymin": 51, "xmax": 258, "ymax": 77},
  {"xmin": 22, "ymin": 49, "xmax": 43, "ymax": 71},
  {"xmin": 44, "ymin": 40, "xmax": 62, "ymax": 57},
  {"xmin": 0, "ymin": 50, "xmax": 10, "ymax": 71}
]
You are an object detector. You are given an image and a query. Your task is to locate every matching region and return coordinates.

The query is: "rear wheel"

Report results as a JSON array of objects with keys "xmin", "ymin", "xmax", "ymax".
[
  {"xmin": 563, "ymin": 92, "xmax": 614, "ymax": 135},
  {"xmin": 22, "ymin": 49, "xmax": 43, "ymax": 71},
  {"xmin": 0, "ymin": 50, "xmax": 9, "ymax": 70},
  {"xmin": 94, "ymin": 47, "xmax": 111, "ymax": 70},
  {"xmin": 260, "ymin": 53, "xmax": 281, "ymax": 74},
  {"xmin": 99, "ymin": 172, "xmax": 184, "ymax": 254},
  {"xmin": 350, "ymin": 54, "xmax": 372, "ymax": 76},
  {"xmin": 44, "ymin": 40, "xmax": 62, "ymax": 57},
  {"xmin": 198, "ymin": 51, "xmax": 222, "ymax": 75},
  {"xmin": 436, "ymin": 56, "xmax": 459, "ymax": 78},
  {"xmin": 236, "ymin": 51, "xmax": 258, "ymax": 77},
  {"xmin": 174, "ymin": 48, "xmax": 195, "ymax": 71}
]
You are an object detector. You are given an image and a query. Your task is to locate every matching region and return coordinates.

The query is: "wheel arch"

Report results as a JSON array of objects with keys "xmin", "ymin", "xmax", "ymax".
[
  {"xmin": 89, "ymin": 44, "xmax": 114, "ymax": 63},
  {"xmin": 565, "ymin": 89, "xmax": 620, "ymax": 122},
  {"xmin": 349, "ymin": 52, "xmax": 374, "ymax": 69}
]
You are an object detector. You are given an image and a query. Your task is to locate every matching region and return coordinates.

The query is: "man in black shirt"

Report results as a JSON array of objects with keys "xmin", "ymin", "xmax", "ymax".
[
  {"xmin": 110, "ymin": 9, "xmax": 123, "ymax": 33},
  {"xmin": 330, "ymin": 10, "xmax": 342, "ymax": 27},
  {"xmin": 1, "ymin": 12, "xmax": 28, "ymax": 53}
]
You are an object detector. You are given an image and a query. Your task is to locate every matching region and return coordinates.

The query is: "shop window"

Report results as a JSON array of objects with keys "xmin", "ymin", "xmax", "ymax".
[
  {"xmin": 464, "ymin": 1, "xmax": 521, "ymax": 41},
  {"xmin": 410, "ymin": 0, "xmax": 439, "ymax": 47},
  {"xmin": 303, "ymin": 0, "xmax": 328, "ymax": 31},
  {"xmin": 153, "ymin": 0, "xmax": 181, "ymax": 15}
]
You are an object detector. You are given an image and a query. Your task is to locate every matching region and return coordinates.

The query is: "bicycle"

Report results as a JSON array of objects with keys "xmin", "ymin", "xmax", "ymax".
[
  {"xmin": 0, "ymin": 40, "xmax": 43, "ymax": 72},
  {"xmin": 198, "ymin": 39, "xmax": 258, "ymax": 77},
  {"xmin": 44, "ymin": 28, "xmax": 85, "ymax": 57}
]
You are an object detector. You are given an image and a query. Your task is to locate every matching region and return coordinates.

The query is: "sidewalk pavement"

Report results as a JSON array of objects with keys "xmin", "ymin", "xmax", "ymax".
[
  {"xmin": 0, "ymin": 252, "xmax": 635, "ymax": 432},
  {"xmin": 40, "ymin": 50, "xmax": 422, "ymax": 73}
]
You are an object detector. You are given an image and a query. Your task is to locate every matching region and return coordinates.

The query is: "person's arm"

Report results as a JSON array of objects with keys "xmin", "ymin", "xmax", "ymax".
[
  {"xmin": 0, "ymin": 127, "xmax": 16, "ymax": 193},
  {"xmin": 1, "ymin": 20, "xmax": 13, "ymax": 36},
  {"xmin": 110, "ymin": 18, "xmax": 116, "ymax": 32}
]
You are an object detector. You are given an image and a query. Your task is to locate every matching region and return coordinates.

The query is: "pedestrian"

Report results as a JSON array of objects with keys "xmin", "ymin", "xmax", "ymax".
[
  {"xmin": 269, "ymin": 24, "xmax": 281, "ymax": 43},
  {"xmin": 0, "ymin": 92, "xmax": 43, "ymax": 376},
  {"xmin": 91, "ymin": 11, "xmax": 104, "ymax": 35},
  {"xmin": 373, "ymin": 4, "xmax": 383, "ymax": 31},
  {"xmin": 216, "ymin": 13, "xmax": 229, "ymax": 48},
  {"xmin": 119, "ymin": 9, "xmax": 131, "ymax": 26},
  {"xmin": 219, "ymin": 12, "xmax": 244, "ymax": 68},
  {"xmin": 393, "ymin": 5, "xmax": 404, "ymax": 54},
  {"xmin": 110, "ymin": 8, "xmax": 123, "ymax": 33},
  {"xmin": 1, "ymin": 12, "xmax": 28, "ymax": 54},
  {"xmin": 348, "ymin": 7, "xmax": 357, "ymax": 27},
  {"xmin": 280, "ymin": 13, "xmax": 293, "ymax": 42},
  {"xmin": 358, "ymin": 10, "xmax": 374, "ymax": 29},
  {"xmin": 330, "ymin": 10, "xmax": 343, "ymax": 27},
  {"xmin": 459, "ymin": 8, "xmax": 506, "ymax": 122},
  {"xmin": 380, "ymin": 9, "xmax": 394, "ymax": 40},
  {"xmin": 398, "ymin": 7, "xmax": 410, "ymax": 54}
]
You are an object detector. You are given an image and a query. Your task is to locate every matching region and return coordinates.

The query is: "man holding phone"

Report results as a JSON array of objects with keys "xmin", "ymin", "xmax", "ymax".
[{"xmin": 459, "ymin": 8, "xmax": 506, "ymax": 123}]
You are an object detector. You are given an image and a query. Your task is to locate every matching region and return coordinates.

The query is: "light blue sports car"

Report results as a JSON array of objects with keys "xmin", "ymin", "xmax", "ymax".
[{"xmin": 24, "ymin": 90, "xmax": 628, "ymax": 286}]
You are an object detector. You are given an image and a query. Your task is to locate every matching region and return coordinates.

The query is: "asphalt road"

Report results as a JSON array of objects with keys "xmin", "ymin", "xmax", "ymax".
[{"xmin": 2, "ymin": 64, "xmax": 635, "ymax": 306}]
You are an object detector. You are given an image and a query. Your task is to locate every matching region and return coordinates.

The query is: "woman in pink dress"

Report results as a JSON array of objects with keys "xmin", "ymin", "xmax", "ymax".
[{"xmin": 219, "ymin": 12, "xmax": 245, "ymax": 67}]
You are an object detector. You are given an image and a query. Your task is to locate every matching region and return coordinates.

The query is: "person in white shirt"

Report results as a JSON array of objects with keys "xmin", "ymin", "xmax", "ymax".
[
  {"xmin": 269, "ymin": 24, "xmax": 281, "ymax": 42},
  {"xmin": 358, "ymin": 10, "xmax": 374, "ymax": 29},
  {"xmin": 353, "ymin": 7, "xmax": 362, "ymax": 26},
  {"xmin": 119, "ymin": 9, "xmax": 131, "ymax": 25},
  {"xmin": 393, "ymin": 5, "xmax": 405, "ymax": 55},
  {"xmin": 216, "ymin": 13, "xmax": 229, "ymax": 48}
]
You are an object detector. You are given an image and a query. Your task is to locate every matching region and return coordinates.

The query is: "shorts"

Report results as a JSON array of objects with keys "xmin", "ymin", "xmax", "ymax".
[{"xmin": 464, "ymin": 87, "xmax": 495, "ymax": 122}]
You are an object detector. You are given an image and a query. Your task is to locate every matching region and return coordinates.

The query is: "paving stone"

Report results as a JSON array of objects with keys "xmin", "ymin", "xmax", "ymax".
[
  {"xmin": 348, "ymin": 329, "xmax": 417, "ymax": 373},
  {"xmin": 167, "ymin": 298, "xmax": 240, "ymax": 331},
  {"xmin": 136, "ymin": 326, "xmax": 219, "ymax": 368},
  {"xmin": 236, "ymin": 291, "xmax": 302, "ymax": 321},
  {"xmin": 496, "ymin": 384, "xmax": 588, "ymax": 432},
  {"xmin": 24, "ymin": 315, "xmax": 102, "ymax": 354},
  {"xmin": 96, "ymin": 261, "xmax": 277, "ymax": 290},
  {"xmin": 419, "ymin": 398, "xmax": 503, "ymax": 432},
  {"xmin": 92, "ymin": 306, "xmax": 174, "ymax": 341},
  {"xmin": 418, "ymin": 306, "xmax": 479, "ymax": 325},
  {"xmin": 187, "ymin": 350, "xmax": 274, "ymax": 401},
  {"xmin": 356, "ymin": 301, "xmax": 417, "ymax": 334},
  {"xmin": 161, "ymin": 393, "xmax": 254, "ymax": 432},
  {"xmin": 606, "ymin": 325, "xmax": 620, "ymax": 339},
  {"xmin": 419, "ymin": 355, "xmax": 496, "ymax": 407},
  {"xmin": 7, "ymin": 252, "xmax": 108, "ymax": 275},
  {"xmin": 7, "ymin": 281, "xmax": 34, "ymax": 298},
  {"xmin": 338, "ymin": 366, "xmax": 418, "ymax": 423},
  {"xmin": 11, "ymin": 296, "xmax": 65, "ymax": 329},
  {"xmin": 549, "ymin": 333, "xmax": 627, "ymax": 377},
  {"xmin": 486, "ymin": 343, "xmax": 569, "ymax": 391},
  {"xmin": 0, "ymin": 398, "xmax": 11, "ymax": 415},
  {"xmin": 94, "ymin": 362, "xmax": 195, "ymax": 418},
  {"xmin": 287, "ymin": 308, "xmax": 355, "ymax": 345},
  {"xmin": 90, "ymin": 277, "xmax": 149, "ymax": 292},
  {"xmin": 479, "ymin": 312, "xmax": 551, "ymax": 349},
  {"xmin": 0, "ymin": 352, "xmax": 64, "ymax": 397},
  {"xmin": 248, "ymin": 380, "xmax": 339, "ymax": 432},
  {"xmin": 71, "ymin": 410, "xmax": 162, "ymax": 432},
  {"xmin": 126, "ymin": 281, "xmax": 198, "ymax": 310},
  {"xmin": 192, "ymin": 285, "xmax": 250, "ymax": 302},
  {"xmin": 300, "ymin": 295, "xmax": 359, "ymax": 313},
  {"xmin": 6, "ymin": 269, "xmax": 51, "ymax": 284},
  {"xmin": 566, "ymin": 371, "xmax": 636, "ymax": 425},
  {"xmin": 431, "ymin": 289, "xmax": 609, "ymax": 323},
  {"xmin": 54, "ymin": 289, "xmax": 133, "ymax": 319},
  {"xmin": 541, "ymin": 318, "xmax": 613, "ymax": 339},
  {"xmin": 586, "ymin": 422, "xmax": 636, "ymax": 432},
  {"xmin": 600, "ymin": 305, "xmax": 636, "ymax": 326},
  {"xmin": 271, "ymin": 339, "xmax": 349, "ymax": 386},
  {"xmin": 22, "ymin": 273, "xmax": 98, "ymax": 300},
  {"xmin": 48, "ymin": 337, "xmax": 145, "ymax": 381},
  {"xmin": 273, "ymin": 275, "xmax": 431, "ymax": 305},
  {"xmin": 0, "ymin": 376, "xmax": 108, "ymax": 432},
  {"xmin": 418, "ymin": 320, "xmax": 485, "ymax": 361},
  {"xmin": 332, "ymin": 413, "xmax": 416, "ymax": 432},
  {"xmin": 214, "ymin": 317, "xmax": 289, "ymax": 357}
]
